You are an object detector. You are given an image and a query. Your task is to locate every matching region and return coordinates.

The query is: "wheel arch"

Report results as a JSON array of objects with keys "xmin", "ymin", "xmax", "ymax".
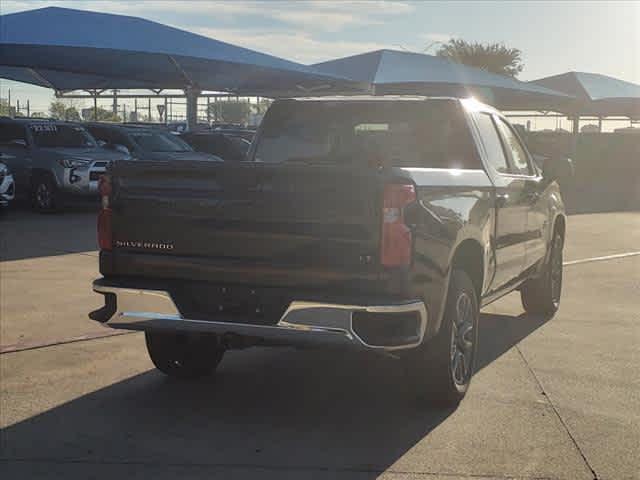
[
  {"xmin": 429, "ymin": 237, "xmax": 486, "ymax": 339},
  {"xmin": 450, "ymin": 238, "xmax": 485, "ymax": 301},
  {"xmin": 544, "ymin": 213, "xmax": 566, "ymax": 265},
  {"xmin": 30, "ymin": 168, "xmax": 59, "ymax": 187},
  {"xmin": 553, "ymin": 213, "xmax": 566, "ymax": 240}
]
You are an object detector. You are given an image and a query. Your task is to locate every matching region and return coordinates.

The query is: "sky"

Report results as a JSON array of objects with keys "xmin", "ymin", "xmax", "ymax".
[{"xmin": 0, "ymin": 0, "xmax": 638, "ymax": 121}]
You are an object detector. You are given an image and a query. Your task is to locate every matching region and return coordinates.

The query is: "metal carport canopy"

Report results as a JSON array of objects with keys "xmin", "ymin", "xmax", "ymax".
[
  {"xmin": 0, "ymin": 7, "xmax": 366, "ymax": 97},
  {"xmin": 312, "ymin": 49, "xmax": 574, "ymax": 111},
  {"xmin": 530, "ymin": 72, "xmax": 640, "ymax": 118}
]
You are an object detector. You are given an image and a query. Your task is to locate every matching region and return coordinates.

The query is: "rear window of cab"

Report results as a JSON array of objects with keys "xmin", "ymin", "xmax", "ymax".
[{"xmin": 254, "ymin": 99, "xmax": 481, "ymax": 169}]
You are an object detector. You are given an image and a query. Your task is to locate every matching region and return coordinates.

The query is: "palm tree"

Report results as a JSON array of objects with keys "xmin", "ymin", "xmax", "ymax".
[{"xmin": 436, "ymin": 39, "xmax": 524, "ymax": 78}]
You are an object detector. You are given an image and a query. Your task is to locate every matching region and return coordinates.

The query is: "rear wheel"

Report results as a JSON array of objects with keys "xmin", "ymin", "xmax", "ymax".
[
  {"xmin": 521, "ymin": 229, "xmax": 563, "ymax": 315},
  {"xmin": 145, "ymin": 332, "xmax": 225, "ymax": 380},
  {"xmin": 403, "ymin": 269, "xmax": 479, "ymax": 407},
  {"xmin": 32, "ymin": 174, "xmax": 58, "ymax": 213}
]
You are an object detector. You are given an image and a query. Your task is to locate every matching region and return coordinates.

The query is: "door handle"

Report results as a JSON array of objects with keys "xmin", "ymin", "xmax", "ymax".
[{"xmin": 496, "ymin": 193, "xmax": 509, "ymax": 208}]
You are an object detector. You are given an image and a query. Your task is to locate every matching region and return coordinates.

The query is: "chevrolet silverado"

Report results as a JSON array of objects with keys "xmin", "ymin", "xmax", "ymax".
[{"xmin": 90, "ymin": 96, "xmax": 569, "ymax": 406}]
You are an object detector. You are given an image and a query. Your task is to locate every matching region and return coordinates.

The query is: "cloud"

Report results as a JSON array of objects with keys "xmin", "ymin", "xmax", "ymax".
[
  {"xmin": 421, "ymin": 32, "xmax": 454, "ymax": 43},
  {"xmin": 1, "ymin": 1, "xmax": 416, "ymax": 65},
  {"xmin": 1, "ymin": 1, "xmax": 415, "ymax": 32},
  {"xmin": 193, "ymin": 26, "xmax": 391, "ymax": 64}
]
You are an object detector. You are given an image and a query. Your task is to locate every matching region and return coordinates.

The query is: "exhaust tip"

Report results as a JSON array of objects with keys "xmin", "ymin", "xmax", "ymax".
[{"xmin": 352, "ymin": 310, "xmax": 421, "ymax": 348}]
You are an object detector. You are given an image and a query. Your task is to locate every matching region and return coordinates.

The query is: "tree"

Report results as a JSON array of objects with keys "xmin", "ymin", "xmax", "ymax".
[
  {"xmin": 208, "ymin": 100, "xmax": 251, "ymax": 124},
  {"xmin": 82, "ymin": 107, "xmax": 121, "ymax": 122},
  {"xmin": 0, "ymin": 99, "xmax": 17, "ymax": 117},
  {"xmin": 49, "ymin": 101, "xmax": 81, "ymax": 121},
  {"xmin": 436, "ymin": 39, "xmax": 524, "ymax": 78}
]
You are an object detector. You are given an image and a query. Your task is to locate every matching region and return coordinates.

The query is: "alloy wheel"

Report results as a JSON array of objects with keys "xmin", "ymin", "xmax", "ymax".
[
  {"xmin": 36, "ymin": 182, "xmax": 52, "ymax": 209},
  {"xmin": 450, "ymin": 291, "xmax": 475, "ymax": 386}
]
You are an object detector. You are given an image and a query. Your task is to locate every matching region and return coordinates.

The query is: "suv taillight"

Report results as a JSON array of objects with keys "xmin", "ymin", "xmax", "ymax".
[
  {"xmin": 97, "ymin": 175, "xmax": 112, "ymax": 251},
  {"xmin": 381, "ymin": 183, "xmax": 416, "ymax": 267}
]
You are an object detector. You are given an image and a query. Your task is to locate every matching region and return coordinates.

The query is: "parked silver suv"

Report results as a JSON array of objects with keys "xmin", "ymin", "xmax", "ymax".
[{"xmin": 0, "ymin": 118, "xmax": 128, "ymax": 211}]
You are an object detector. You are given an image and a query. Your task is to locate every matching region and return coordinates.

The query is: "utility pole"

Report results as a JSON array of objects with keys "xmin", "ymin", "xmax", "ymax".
[
  {"xmin": 148, "ymin": 98, "xmax": 152, "ymax": 122},
  {"xmin": 93, "ymin": 93, "xmax": 98, "ymax": 120},
  {"xmin": 27, "ymin": 100, "xmax": 30, "ymax": 117},
  {"xmin": 112, "ymin": 89, "xmax": 118, "ymax": 116},
  {"xmin": 164, "ymin": 97, "xmax": 168, "ymax": 125},
  {"xmin": 16, "ymin": 99, "xmax": 20, "ymax": 116}
]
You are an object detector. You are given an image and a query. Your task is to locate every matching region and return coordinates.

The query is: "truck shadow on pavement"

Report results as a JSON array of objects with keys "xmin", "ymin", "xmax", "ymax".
[{"xmin": 1, "ymin": 311, "xmax": 551, "ymax": 478}]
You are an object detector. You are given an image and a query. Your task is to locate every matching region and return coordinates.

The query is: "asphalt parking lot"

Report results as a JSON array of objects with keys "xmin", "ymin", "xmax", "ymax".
[{"xmin": 1, "ymin": 209, "xmax": 638, "ymax": 480}]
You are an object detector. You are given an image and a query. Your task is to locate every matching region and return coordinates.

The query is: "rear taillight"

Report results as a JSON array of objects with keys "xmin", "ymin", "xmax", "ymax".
[
  {"xmin": 97, "ymin": 175, "xmax": 112, "ymax": 251},
  {"xmin": 381, "ymin": 183, "xmax": 416, "ymax": 267},
  {"xmin": 97, "ymin": 208, "xmax": 112, "ymax": 250}
]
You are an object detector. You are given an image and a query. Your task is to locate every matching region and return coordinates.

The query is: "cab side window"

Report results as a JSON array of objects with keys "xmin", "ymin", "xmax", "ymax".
[
  {"xmin": 87, "ymin": 126, "xmax": 109, "ymax": 143},
  {"xmin": 108, "ymin": 130, "xmax": 135, "ymax": 151},
  {"xmin": 495, "ymin": 117, "xmax": 532, "ymax": 176},
  {"xmin": 473, "ymin": 112, "xmax": 509, "ymax": 174},
  {"xmin": 90, "ymin": 127, "xmax": 133, "ymax": 151}
]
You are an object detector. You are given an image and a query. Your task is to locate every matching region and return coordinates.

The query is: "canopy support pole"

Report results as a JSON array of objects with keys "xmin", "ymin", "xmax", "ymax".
[
  {"xmin": 83, "ymin": 89, "xmax": 106, "ymax": 121},
  {"xmin": 570, "ymin": 114, "xmax": 580, "ymax": 160},
  {"xmin": 185, "ymin": 87, "xmax": 201, "ymax": 131}
]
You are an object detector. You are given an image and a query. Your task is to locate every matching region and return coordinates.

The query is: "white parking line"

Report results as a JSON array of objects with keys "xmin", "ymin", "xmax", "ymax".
[
  {"xmin": 3, "ymin": 250, "xmax": 637, "ymax": 355},
  {"xmin": 564, "ymin": 251, "xmax": 640, "ymax": 267}
]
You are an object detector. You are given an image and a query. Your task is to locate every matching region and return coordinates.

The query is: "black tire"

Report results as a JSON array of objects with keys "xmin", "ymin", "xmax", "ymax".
[
  {"xmin": 403, "ymin": 269, "xmax": 480, "ymax": 407},
  {"xmin": 31, "ymin": 174, "xmax": 58, "ymax": 213},
  {"xmin": 145, "ymin": 331, "xmax": 225, "ymax": 380},
  {"xmin": 521, "ymin": 229, "xmax": 563, "ymax": 315}
]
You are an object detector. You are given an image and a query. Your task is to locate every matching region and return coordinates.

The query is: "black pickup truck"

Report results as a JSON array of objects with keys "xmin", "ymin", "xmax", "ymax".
[{"xmin": 90, "ymin": 96, "xmax": 569, "ymax": 406}]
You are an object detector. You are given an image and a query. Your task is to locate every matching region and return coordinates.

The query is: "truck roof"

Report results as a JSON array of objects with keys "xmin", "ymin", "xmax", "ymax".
[
  {"xmin": 278, "ymin": 95, "xmax": 499, "ymax": 114},
  {"xmin": 282, "ymin": 95, "xmax": 445, "ymax": 102}
]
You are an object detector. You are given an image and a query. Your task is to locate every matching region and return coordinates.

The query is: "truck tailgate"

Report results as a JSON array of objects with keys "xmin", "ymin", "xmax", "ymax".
[{"xmin": 107, "ymin": 160, "xmax": 384, "ymax": 288}]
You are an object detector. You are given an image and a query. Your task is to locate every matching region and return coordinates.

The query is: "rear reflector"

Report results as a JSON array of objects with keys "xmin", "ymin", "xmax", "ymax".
[
  {"xmin": 381, "ymin": 183, "xmax": 416, "ymax": 267},
  {"xmin": 97, "ymin": 208, "xmax": 112, "ymax": 251}
]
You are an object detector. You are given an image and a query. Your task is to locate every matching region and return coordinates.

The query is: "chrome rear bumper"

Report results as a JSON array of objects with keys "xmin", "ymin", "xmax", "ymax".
[{"xmin": 91, "ymin": 282, "xmax": 427, "ymax": 352}]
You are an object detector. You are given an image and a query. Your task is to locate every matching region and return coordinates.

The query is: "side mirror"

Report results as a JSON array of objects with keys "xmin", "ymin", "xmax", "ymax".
[
  {"xmin": 8, "ymin": 139, "xmax": 27, "ymax": 148},
  {"xmin": 543, "ymin": 156, "xmax": 574, "ymax": 182},
  {"xmin": 96, "ymin": 140, "xmax": 107, "ymax": 147}
]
